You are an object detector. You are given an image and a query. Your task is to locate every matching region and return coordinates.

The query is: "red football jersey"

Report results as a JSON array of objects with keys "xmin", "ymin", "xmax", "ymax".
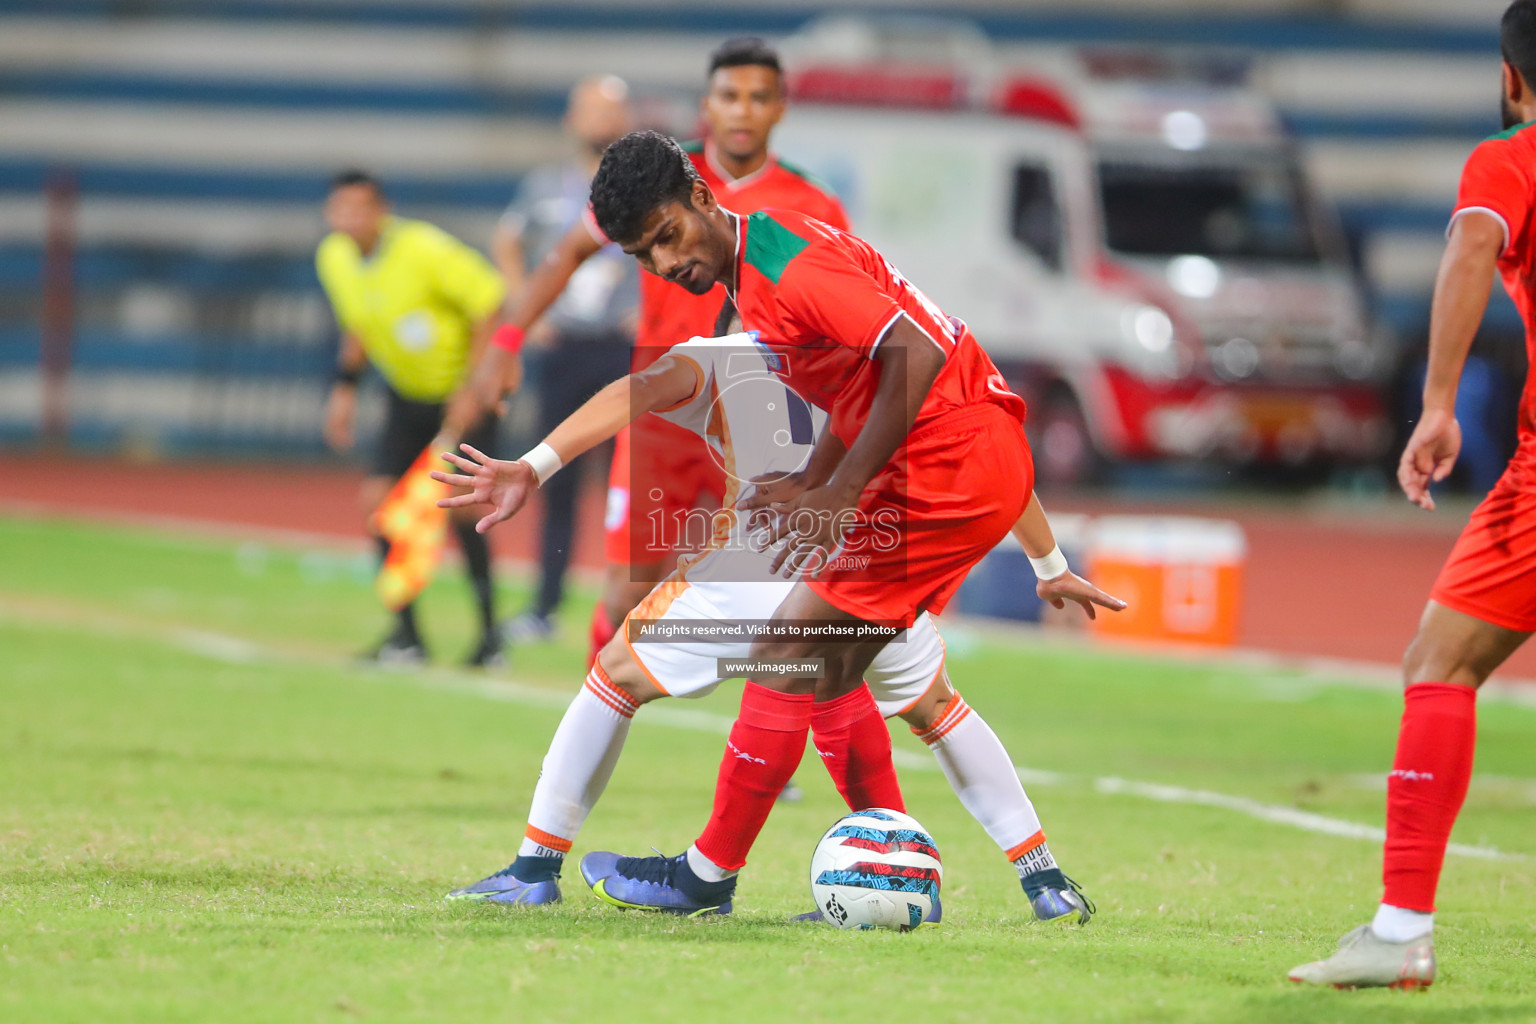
[
  {"xmin": 585, "ymin": 139, "xmax": 850, "ymax": 370},
  {"xmin": 725, "ymin": 208, "xmax": 1027, "ymax": 444},
  {"xmin": 1452, "ymin": 123, "xmax": 1536, "ymax": 455}
]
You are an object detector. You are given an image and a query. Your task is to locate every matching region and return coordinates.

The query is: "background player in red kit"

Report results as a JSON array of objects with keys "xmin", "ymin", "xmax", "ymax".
[
  {"xmin": 565, "ymin": 131, "xmax": 1038, "ymax": 912},
  {"xmin": 447, "ymin": 38, "xmax": 847, "ymax": 662},
  {"xmin": 1290, "ymin": 0, "xmax": 1536, "ymax": 990}
]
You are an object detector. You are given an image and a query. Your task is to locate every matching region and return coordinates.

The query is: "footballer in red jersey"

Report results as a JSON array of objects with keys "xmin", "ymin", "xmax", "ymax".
[
  {"xmin": 447, "ymin": 38, "xmax": 848, "ymax": 662},
  {"xmin": 593, "ymin": 139, "xmax": 849, "ymax": 598},
  {"xmin": 1290, "ymin": 0, "xmax": 1536, "ymax": 990},
  {"xmin": 570, "ymin": 129, "xmax": 1036, "ymax": 908},
  {"xmin": 720, "ymin": 206, "xmax": 1030, "ymax": 624}
]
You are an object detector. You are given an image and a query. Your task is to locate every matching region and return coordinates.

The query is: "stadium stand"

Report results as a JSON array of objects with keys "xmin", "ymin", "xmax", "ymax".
[{"xmin": 0, "ymin": 0, "xmax": 1513, "ymax": 454}]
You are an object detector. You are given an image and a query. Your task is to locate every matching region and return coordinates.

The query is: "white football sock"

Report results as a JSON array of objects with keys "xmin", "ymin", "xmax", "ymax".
[
  {"xmin": 1372, "ymin": 903, "xmax": 1434, "ymax": 942},
  {"xmin": 686, "ymin": 844, "xmax": 738, "ymax": 883},
  {"xmin": 516, "ymin": 667, "xmax": 637, "ymax": 859},
  {"xmin": 916, "ymin": 696, "xmax": 1055, "ymax": 870}
]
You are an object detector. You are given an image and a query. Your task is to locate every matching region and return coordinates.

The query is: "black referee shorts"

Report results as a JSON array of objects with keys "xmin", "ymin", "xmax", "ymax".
[{"xmin": 370, "ymin": 387, "xmax": 498, "ymax": 481}]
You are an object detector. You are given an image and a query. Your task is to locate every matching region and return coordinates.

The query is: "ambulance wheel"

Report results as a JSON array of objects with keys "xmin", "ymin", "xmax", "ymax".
[{"xmin": 1032, "ymin": 388, "xmax": 1101, "ymax": 487}]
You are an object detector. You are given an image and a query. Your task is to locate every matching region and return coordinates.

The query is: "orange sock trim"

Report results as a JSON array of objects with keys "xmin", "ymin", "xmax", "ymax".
[
  {"xmin": 524, "ymin": 824, "xmax": 573, "ymax": 854},
  {"xmin": 912, "ymin": 693, "xmax": 971, "ymax": 746},
  {"xmin": 1005, "ymin": 830, "xmax": 1047, "ymax": 862},
  {"xmin": 584, "ymin": 665, "xmax": 638, "ymax": 719}
]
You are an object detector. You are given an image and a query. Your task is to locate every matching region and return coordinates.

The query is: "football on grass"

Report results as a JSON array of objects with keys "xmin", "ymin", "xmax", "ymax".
[{"xmin": 809, "ymin": 808, "xmax": 942, "ymax": 931}]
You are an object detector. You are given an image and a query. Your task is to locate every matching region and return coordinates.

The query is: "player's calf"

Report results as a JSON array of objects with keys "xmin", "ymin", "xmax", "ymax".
[
  {"xmin": 900, "ymin": 676, "xmax": 1093, "ymax": 924},
  {"xmin": 444, "ymin": 645, "xmax": 668, "ymax": 905}
]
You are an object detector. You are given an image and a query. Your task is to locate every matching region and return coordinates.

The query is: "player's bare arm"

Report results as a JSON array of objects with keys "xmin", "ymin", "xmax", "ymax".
[
  {"xmin": 758, "ymin": 317, "xmax": 946, "ymax": 575},
  {"xmin": 323, "ymin": 331, "xmax": 368, "ymax": 453},
  {"xmin": 432, "ymin": 354, "xmax": 699, "ymax": 533},
  {"xmin": 1399, "ymin": 212, "xmax": 1504, "ymax": 511},
  {"xmin": 1011, "ymin": 492, "xmax": 1127, "ymax": 620},
  {"xmin": 490, "ymin": 219, "xmax": 528, "ymax": 301}
]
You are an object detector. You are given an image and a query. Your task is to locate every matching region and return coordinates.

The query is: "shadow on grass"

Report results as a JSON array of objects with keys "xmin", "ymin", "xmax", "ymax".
[{"xmin": 1242, "ymin": 989, "xmax": 1535, "ymax": 1024}]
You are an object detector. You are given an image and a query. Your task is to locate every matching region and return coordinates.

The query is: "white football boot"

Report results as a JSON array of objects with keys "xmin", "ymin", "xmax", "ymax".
[{"xmin": 1288, "ymin": 925, "xmax": 1435, "ymax": 990}]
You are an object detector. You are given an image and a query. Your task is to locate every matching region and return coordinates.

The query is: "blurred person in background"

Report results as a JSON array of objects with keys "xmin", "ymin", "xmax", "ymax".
[
  {"xmin": 1290, "ymin": 0, "xmax": 1536, "ymax": 990},
  {"xmin": 318, "ymin": 170, "xmax": 508, "ymax": 668},
  {"xmin": 492, "ymin": 75, "xmax": 639, "ymax": 644},
  {"xmin": 448, "ymin": 37, "xmax": 848, "ymax": 669}
]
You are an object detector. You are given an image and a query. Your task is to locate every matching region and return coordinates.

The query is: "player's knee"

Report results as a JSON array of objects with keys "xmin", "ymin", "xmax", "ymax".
[
  {"xmin": 897, "ymin": 677, "xmax": 955, "ymax": 731},
  {"xmin": 741, "ymin": 643, "xmax": 816, "ymax": 695},
  {"xmin": 1402, "ymin": 631, "xmax": 1487, "ymax": 689},
  {"xmin": 597, "ymin": 643, "xmax": 665, "ymax": 706}
]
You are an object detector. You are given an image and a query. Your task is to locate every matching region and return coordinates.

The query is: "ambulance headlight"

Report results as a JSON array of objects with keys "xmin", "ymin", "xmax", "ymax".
[
  {"xmin": 1120, "ymin": 304, "xmax": 1182, "ymax": 379},
  {"xmin": 1127, "ymin": 305, "xmax": 1174, "ymax": 353}
]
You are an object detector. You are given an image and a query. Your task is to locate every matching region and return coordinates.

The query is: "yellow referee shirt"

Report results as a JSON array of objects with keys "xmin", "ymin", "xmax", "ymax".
[{"xmin": 316, "ymin": 216, "xmax": 505, "ymax": 402}]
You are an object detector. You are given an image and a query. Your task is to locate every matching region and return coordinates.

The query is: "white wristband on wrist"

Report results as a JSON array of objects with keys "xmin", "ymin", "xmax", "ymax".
[
  {"xmin": 517, "ymin": 442, "xmax": 563, "ymax": 486},
  {"xmin": 1028, "ymin": 544, "xmax": 1069, "ymax": 581}
]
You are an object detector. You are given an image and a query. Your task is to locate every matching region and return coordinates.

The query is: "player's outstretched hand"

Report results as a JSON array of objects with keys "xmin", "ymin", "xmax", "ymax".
[
  {"xmin": 1398, "ymin": 407, "xmax": 1461, "ymax": 511},
  {"xmin": 736, "ymin": 469, "xmax": 814, "ymax": 511},
  {"xmin": 1036, "ymin": 572, "xmax": 1128, "ymax": 621},
  {"xmin": 430, "ymin": 443, "xmax": 534, "ymax": 533}
]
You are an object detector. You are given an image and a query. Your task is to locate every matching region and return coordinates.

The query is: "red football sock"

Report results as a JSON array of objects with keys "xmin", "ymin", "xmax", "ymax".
[
  {"xmin": 694, "ymin": 681, "xmax": 813, "ymax": 871},
  {"xmin": 587, "ymin": 601, "xmax": 617, "ymax": 670},
  {"xmin": 1382, "ymin": 682, "xmax": 1477, "ymax": 912},
  {"xmin": 812, "ymin": 685, "xmax": 905, "ymax": 813}
]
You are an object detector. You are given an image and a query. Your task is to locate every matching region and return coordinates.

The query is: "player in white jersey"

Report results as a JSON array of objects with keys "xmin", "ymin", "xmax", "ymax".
[{"xmin": 433, "ymin": 332, "xmax": 1124, "ymax": 919}]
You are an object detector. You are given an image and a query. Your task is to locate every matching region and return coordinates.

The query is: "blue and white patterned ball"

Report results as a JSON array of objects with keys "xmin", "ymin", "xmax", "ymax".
[{"xmin": 809, "ymin": 808, "xmax": 942, "ymax": 931}]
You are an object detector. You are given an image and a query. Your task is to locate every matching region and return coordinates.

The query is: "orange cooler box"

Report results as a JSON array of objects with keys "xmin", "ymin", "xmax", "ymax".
[{"xmin": 1085, "ymin": 516, "xmax": 1246, "ymax": 646}]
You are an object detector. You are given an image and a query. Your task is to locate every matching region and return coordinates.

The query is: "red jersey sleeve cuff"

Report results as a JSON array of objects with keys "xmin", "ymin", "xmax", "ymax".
[
  {"xmin": 1448, "ymin": 205, "xmax": 1512, "ymax": 257},
  {"xmin": 866, "ymin": 310, "xmax": 950, "ymax": 361}
]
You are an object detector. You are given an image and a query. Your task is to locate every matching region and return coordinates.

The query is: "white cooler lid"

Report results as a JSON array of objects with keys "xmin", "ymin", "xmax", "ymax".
[{"xmin": 1087, "ymin": 516, "xmax": 1247, "ymax": 565}]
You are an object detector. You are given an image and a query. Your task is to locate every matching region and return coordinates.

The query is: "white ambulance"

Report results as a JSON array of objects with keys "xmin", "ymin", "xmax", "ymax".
[{"xmin": 772, "ymin": 18, "xmax": 1388, "ymax": 483}]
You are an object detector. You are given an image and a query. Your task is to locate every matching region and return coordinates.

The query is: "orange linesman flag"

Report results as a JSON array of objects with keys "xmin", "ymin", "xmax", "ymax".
[{"xmin": 370, "ymin": 443, "xmax": 451, "ymax": 611}]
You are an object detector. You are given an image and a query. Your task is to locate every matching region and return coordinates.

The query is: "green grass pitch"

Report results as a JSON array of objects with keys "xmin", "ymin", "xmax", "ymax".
[{"xmin": 1, "ymin": 515, "xmax": 1532, "ymax": 1023}]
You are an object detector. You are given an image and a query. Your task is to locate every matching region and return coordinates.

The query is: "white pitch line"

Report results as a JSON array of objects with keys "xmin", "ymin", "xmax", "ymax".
[
  {"xmin": 279, "ymin": 640, "xmax": 1528, "ymax": 862},
  {"xmin": 4, "ymin": 605, "xmax": 1523, "ymax": 862},
  {"xmin": 1092, "ymin": 777, "xmax": 1514, "ymax": 861}
]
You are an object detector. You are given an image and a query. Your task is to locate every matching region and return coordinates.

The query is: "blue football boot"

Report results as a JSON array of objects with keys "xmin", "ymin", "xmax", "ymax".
[
  {"xmin": 793, "ymin": 895, "xmax": 943, "ymax": 925},
  {"xmin": 581, "ymin": 851, "xmax": 734, "ymax": 917},
  {"xmin": 1021, "ymin": 868, "xmax": 1094, "ymax": 924},
  {"xmin": 445, "ymin": 858, "xmax": 562, "ymax": 906}
]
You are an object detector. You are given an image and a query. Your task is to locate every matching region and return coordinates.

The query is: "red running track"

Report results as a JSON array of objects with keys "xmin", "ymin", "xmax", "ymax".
[{"xmin": 4, "ymin": 453, "xmax": 1533, "ymax": 679}]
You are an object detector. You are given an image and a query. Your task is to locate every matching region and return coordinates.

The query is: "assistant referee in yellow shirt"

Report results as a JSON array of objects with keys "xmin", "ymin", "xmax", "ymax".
[{"xmin": 318, "ymin": 170, "xmax": 507, "ymax": 667}]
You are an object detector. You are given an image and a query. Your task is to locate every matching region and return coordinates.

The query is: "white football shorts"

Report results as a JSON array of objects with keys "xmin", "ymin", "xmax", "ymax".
[{"xmin": 622, "ymin": 575, "xmax": 945, "ymax": 718}]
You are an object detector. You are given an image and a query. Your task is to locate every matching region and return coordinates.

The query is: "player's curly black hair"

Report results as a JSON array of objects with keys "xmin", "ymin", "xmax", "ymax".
[
  {"xmin": 708, "ymin": 37, "xmax": 781, "ymax": 79},
  {"xmin": 1505, "ymin": 0, "xmax": 1536, "ymax": 87},
  {"xmin": 589, "ymin": 130, "xmax": 702, "ymax": 245}
]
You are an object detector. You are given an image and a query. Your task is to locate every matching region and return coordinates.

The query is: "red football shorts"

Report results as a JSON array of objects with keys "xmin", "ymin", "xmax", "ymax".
[
  {"xmin": 808, "ymin": 403, "xmax": 1033, "ymax": 627},
  {"xmin": 604, "ymin": 415, "xmax": 727, "ymax": 568},
  {"xmin": 1430, "ymin": 459, "xmax": 1536, "ymax": 632}
]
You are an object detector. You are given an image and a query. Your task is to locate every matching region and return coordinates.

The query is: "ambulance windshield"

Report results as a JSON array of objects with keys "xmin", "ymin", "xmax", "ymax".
[{"xmin": 1097, "ymin": 154, "xmax": 1322, "ymax": 263}]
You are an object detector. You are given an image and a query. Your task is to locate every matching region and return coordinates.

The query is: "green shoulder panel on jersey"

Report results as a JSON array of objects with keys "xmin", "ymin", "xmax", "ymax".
[
  {"xmin": 680, "ymin": 139, "xmax": 705, "ymax": 154},
  {"xmin": 1485, "ymin": 120, "xmax": 1536, "ymax": 142},
  {"xmin": 774, "ymin": 157, "xmax": 838, "ymax": 198},
  {"xmin": 743, "ymin": 211, "xmax": 811, "ymax": 285}
]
